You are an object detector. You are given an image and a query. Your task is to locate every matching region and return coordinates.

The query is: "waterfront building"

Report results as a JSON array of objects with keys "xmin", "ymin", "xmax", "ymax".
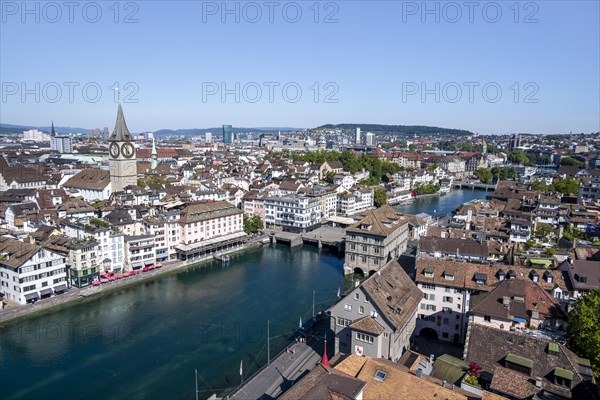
[
  {"xmin": 303, "ymin": 185, "xmax": 338, "ymax": 220},
  {"xmin": 328, "ymin": 260, "xmax": 422, "ymax": 361},
  {"xmin": 264, "ymin": 195, "xmax": 321, "ymax": 233},
  {"xmin": 62, "ymin": 220, "xmax": 125, "ymax": 273},
  {"xmin": 143, "ymin": 211, "xmax": 181, "ymax": 261},
  {"xmin": 0, "ymin": 236, "xmax": 68, "ymax": 304},
  {"xmin": 242, "ymin": 189, "xmax": 267, "ymax": 221},
  {"xmin": 337, "ymin": 187, "xmax": 374, "ymax": 216},
  {"xmin": 124, "ymin": 235, "xmax": 157, "ymax": 270},
  {"xmin": 67, "ymin": 238, "xmax": 101, "ymax": 287},
  {"xmin": 344, "ymin": 205, "xmax": 409, "ymax": 275},
  {"xmin": 174, "ymin": 201, "xmax": 245, "ymax": 261}
]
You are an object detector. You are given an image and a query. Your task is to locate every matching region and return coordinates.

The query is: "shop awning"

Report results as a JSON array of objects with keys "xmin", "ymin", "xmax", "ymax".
[
  {"xmin": 40, "ymin": 288, "xmax": 53, "ymax": 296},
  {"xmin": 25, "ymin": 292, "xmax": 39, "ymax": 300},
  {"xmin": 54, "ymin": 284, "xmax": 68, "ymax": 293},
  {"xmin": 513, "ymin": 316, "xmax": 527, "ymax": 323}
]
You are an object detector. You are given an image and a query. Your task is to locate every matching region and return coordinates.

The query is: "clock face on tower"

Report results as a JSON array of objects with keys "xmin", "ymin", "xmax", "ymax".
[
  {"xmin": 121, "ymin": 142, "xmax": 135, "ymax": 158},
  {"xmin": 109, "ymin": 142, "xmax": 120, "ymax": 158}
]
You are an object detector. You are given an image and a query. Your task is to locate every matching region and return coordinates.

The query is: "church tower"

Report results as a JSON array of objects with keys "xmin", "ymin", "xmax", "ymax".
[{"xmin": 108, "ymin": 104, "xmax": 137, "ymax": 192}]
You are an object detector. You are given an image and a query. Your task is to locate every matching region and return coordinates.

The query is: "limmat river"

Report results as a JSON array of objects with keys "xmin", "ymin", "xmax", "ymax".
[
  {"xmin": 396, "ymin": 188, "xmax": 488, "ymax": 216},
  {"xmin": 0, "ymin": 245, "xmax": 344, "ymax": 400}
]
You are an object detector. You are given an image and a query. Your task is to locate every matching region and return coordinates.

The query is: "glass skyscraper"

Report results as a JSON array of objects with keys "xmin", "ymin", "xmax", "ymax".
[{"xmin": 223, "ymin": 125, "xmax": 233, "ymax": 144}]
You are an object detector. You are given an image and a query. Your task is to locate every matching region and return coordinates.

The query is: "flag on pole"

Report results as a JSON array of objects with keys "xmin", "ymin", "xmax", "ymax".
[
  {"xmin": 337, "ymin": 287, "xmax": 341, "ymax": 299},
  {"xmin": 240, "ymin": 360, "xmax": 243, "ymax": 376}
]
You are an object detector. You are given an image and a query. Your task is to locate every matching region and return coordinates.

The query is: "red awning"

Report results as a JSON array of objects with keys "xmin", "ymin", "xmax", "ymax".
[
  {"xmin": 100, "ymin": 279, "xmax": 109, "ymax": 284},
  {"xmin": 92, "ymin": 281, "xmax": 100, "ymax": 286},
  {"xmin": 116, "ymin": 274, "xmax": 123, "ymax": 279}
]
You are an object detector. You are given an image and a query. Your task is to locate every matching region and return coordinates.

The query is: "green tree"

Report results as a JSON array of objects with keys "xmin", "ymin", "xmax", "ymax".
[
  {"xmin": 324, "ymin": 171, "xmax": 336, "ymax": 184},
  {"xmin": 535, "ymin": 223, "xmax": 555, "ymax": 240},
  {"xmin": 568, "ymin": 288, "xmax": 600, "ymax": 378},
  {"xmin": 552, "ymin": 178, "xmax": 579, "ymax": 196},
  {"xmin": 374, "ymin": 187, "xmax": 388, "ymax": 207},
  {"xmin": 243, "ymin": 215, "xmax": 263, "ymax": 234},
  {"xmin": 474, "ymin": 168, "xmax": 493, "ymax": 184},
  {"xmin": 509, "ymin": 150, "xmax": 530, "ymax": 165},
  {"xmin": 560, "ymin": 157, "xmax": 585, "ymax": 168},
  {"xmin": 413, "ymin": 183, "xmax": 440, "ymax": 195},
  {"xmin": 530, "ymin": 180, "xmax": 551, "ymax": 192}
]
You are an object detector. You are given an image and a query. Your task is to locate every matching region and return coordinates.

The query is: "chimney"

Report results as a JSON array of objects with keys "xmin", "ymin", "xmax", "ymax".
[
  {"xmin": 430, "ymin": 354, "xmax": 435, "ymax": 364},
  {"xmin": 535, "ymin": 377, "xmax": 543, "ymax": 388},
  {"xmin": 503, "ymin": 296, "xmax": 510, "ymax": 306}
]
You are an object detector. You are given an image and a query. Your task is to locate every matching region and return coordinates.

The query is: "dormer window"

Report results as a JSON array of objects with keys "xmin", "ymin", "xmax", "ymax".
[
  {"xmin": 474, "ymin": 273, "xmax": 487, "ymax": 284},
  {"xmin": 544, "ymin": 272, "xmax": 553, "ymax": 283},
  {"xmin": 507, "ymin": 270, "xmax": 516, "ymax": 280},
  {"xmin": 530, "ymin": 271, "xmax": 539, "ymax": 283},
  {"xmin": 497, "ymin": 270, "xmax": 505, "ymax": 281},
  {"xmin": 424, "ymin": 268, "xmax": 434, "ymax": 278},
  {"xmin": 576, "ymin": 274, "xmax": 587, "ymax": 283},
  {"xmin": 554, "ymin": 368, "xmax": 573, "ymax": 388},
  {"xmin": 505, "ymin": 353, "xmax": 533, "ymax": 376},
  {"xmin": 548, "ymin": 342, "xmax": 559, "ymax": 357},
  {"xmin": 444, "ymin": 271, "xmax": 455, "ymax": 281}
]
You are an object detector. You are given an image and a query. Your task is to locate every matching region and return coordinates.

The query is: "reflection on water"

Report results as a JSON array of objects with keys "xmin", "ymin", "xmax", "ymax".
[{"xmin": 396, "ymin": 188, "xmax": 487, "ymax": 216}]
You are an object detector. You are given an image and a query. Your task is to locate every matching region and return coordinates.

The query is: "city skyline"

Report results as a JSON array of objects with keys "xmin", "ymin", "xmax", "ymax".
[{"xmin": 1, "ymin": 1, "xmax": 599, "ymax": 134}]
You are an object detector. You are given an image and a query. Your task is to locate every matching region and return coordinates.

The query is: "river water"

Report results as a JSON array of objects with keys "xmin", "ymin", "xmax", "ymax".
[
  {"xmin": 395, "ymin": 188, "xmax": 488, "ymax": 216},
  {"xmin": 0, "ymin": 245, "xmax": 343, "ymax": 400}
]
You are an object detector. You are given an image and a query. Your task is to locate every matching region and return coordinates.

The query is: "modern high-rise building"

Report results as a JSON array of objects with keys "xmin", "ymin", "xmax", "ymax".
[
  {"xmin": 50, "ymin": 122, "xmax": 73, "ymax": 153},
  {"xmin": 205, "ymin": 132, "xmax": 212, "ymax": 143},
  {"xmin": 365, "ymin": 132, "xmax": 375, "ymax": 146},
  {"xmin": 223, "ymin": 125, "xmax": 233, "ymax": 144},
  {"xmin": 355, "ymin": 127, "xmax": 361, "ymax": 144}
]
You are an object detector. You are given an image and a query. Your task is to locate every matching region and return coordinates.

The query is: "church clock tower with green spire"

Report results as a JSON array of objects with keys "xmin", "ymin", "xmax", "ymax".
[{"xmin": 108, "ymin": 104, "xmax": 137, "ymax": 192}]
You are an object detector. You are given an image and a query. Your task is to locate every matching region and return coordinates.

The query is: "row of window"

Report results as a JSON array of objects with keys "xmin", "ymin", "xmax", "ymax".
[{"xmin": 356, "ymin": 332, "xmax": 374, "ymax": 343}]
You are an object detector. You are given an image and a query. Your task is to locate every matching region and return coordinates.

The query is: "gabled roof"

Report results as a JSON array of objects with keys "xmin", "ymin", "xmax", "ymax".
[
  {"xmin": 64, "ymin": 169, "xmax": 111, "ymax": 190},
  {"xmin": 0, "ymin": 236, "xmax": 41, "ymax": 268},
  {"xmin": 360, "ymin": 260, "xmax": 422, "ymax": 331}
]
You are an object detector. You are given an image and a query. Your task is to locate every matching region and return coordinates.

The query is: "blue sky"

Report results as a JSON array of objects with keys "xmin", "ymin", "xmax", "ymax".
[{"xmin": 1, "ymin": 1, "xmax": 599, "ymax": 134}]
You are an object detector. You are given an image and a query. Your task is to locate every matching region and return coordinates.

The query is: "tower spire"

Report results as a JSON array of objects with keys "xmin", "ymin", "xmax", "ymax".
[
  {"xmin": 51, "ymin": 121, "xmax": 56, "ymax": 136},
  {"xmin": 109, "ymin": 103, "xmax": 132, "ymax": 142}
]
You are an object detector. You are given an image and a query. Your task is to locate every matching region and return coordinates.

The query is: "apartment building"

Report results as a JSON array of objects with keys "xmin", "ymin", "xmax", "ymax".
[
  {"xmin": 264, "ymin": 195, "xmax": 321, "ymax": 233},
  {"xmin": 174, "ymin": 201, "xmax": 245, "ymax": 261},
  {"xmin": 143, "ymin": 211, "xmax": 180, "ymax": 261},
  {"xmin": 0, "ymin": 236, "xmax": 68, "ymax": 304},
  {"xmin": 62, "ymin": 220, "xmax": 125, "ymax": 273},
  {"xmin": 304, "ymin": 185, "xmax": 338, "ymax": 220},
  {"xmin": 67, "ymin": 238, "xmax": 101, "ymax": 288},
  {"xmin": 124, "ymin": 235, "xmax": 157, "ymax": 270},
  {"xmin": 344, "ymin": 205, "xmax": 409, "ymax": 275}
]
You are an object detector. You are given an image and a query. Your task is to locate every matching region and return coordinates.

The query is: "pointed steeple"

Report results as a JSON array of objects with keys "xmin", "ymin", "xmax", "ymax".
[
  {"xmin": 109, "ymin": 103, "xmax": 132, "ymax": 142},
  {"xmin": 51, "ymin": 121, "xmax": 56, "ymax": 137},
  {"xmin": 151, "ymin": 137, "xmax": 158, "ymax": 170}
]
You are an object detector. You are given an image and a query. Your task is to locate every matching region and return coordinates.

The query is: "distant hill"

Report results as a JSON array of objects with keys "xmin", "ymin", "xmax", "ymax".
[
  {"xmin": 0, "ymin": 123, "xmax": 302, "ymax": 137},
  {"xmin": 317, "ymin": 124, "xmax": 473, "ymax": 136},
  {"xmin": 0, "ymin": 123, "xmax": 91, "ymax": 135}
]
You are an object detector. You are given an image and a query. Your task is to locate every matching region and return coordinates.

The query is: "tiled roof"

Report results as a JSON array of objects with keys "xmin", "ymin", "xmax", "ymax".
[
  {"xmin": 420, "ymin": 236, "xmax": 488, "ymax": 258},
  {"xmin": 360, "ymin": 260, "xmax": 422, "ymax": 331},
  {"xmin": 279, "ymin": 363, "xmax": 365, "ymax": 400},
  {"xmin": 179, "ymin": 201, "xmax": 242, "ymax": 224},
  {"xmin": 64, "ymin": 169, "xmax": 111, "ymax": 190},
  {"xmin": 346, "ymin": 205, "xmax": 408, "ymax": 238},
  {"xmin": 0, "ymin": 236, "xmax": 41, "ymax": 268},
  {"xmin": 465, "ymin": 324, "xmax": 599, "ymax": 400},
  {"xmin": 349, "ymin": 316, "xmax": 386, "ymax": 335}
]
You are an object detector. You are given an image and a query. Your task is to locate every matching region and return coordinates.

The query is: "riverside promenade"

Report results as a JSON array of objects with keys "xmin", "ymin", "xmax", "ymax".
[{"xmin": 0, "ymin": 240, "xmax": 264, "ymax": 325}]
